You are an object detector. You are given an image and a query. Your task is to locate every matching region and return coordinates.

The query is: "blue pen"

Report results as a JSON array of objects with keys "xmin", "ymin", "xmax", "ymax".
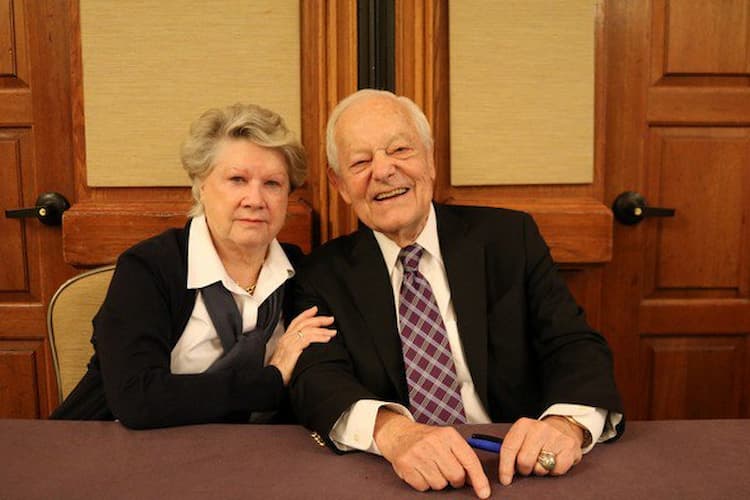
[{"xmin": 467, "ymin": 433, "xmax": 503, "ymax": 453}]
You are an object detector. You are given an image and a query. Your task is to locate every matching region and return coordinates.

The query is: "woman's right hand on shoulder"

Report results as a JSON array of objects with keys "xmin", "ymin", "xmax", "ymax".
[{"xmin": 269, "ymin": 306, "xmax": 335, "ymax": 385}]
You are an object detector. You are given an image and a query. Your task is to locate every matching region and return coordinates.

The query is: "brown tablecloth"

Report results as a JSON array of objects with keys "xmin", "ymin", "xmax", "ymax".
[{"xmin": 1, "ymin": 419, "xmax": 748, "ymax": 499}]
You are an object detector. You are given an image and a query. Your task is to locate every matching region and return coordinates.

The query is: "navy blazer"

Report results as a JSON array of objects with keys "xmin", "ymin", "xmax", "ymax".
[{"xmin": 290, "ymin": 204, "xmax": 623, "ymax": 438}]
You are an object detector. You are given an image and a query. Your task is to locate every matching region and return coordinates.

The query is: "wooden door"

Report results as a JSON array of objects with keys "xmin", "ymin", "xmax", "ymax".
[
  {"xmin": 602, "ymin": 0, "xmax": 750, "ymax": 419},
  {"xmin": 0, "ymin": 0, "xmax": 78, "ymax": 417}
]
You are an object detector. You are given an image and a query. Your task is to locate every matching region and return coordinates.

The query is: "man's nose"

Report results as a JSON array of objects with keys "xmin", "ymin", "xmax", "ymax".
[{"xmin": 371, "ymin": 150, "xmax": 396, "ymax": 179}]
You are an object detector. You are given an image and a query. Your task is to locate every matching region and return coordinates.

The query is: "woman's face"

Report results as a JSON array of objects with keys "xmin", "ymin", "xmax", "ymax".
[{"xmin": 200, "ymin": 139, "xmax": 290, "ymax": 257}]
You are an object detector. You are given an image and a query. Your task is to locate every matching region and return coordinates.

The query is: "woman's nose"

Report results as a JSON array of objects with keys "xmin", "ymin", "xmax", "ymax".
[{"xmin": 241, "ymin": 182, "xmax": 264, "ymax": 207}]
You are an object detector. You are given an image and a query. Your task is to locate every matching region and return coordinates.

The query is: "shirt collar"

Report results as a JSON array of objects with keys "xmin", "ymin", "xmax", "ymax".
[
  {"xmin": 186, "ymin": 215, "xmax": 294, "ymax": 298},
  {"xmin": 372, "ymin": 203, "xmax": 443, "ymax": 274}
]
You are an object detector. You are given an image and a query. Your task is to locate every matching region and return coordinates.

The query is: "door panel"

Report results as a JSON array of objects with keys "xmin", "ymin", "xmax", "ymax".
[
  {"xmin": 0, "ymin": 131, "xmax": 31, "ymax": 291},
  {"xmin": 641, "ymin": 335, "xmax": 746, "ymax": 419},
  {"xmin": 0, "ymin": 340, "xmax": 49, "ymax": 418},
  {"xmin": 603, "ymin": 0, "xmax": 750, "ymax": 419},
  {"xmin": 662, "ymin": 1, "xmax": 749, "ymax": 74},
  {"xmin": 645, "ymin": 128, "xmax": 748, "ymax": 294}
]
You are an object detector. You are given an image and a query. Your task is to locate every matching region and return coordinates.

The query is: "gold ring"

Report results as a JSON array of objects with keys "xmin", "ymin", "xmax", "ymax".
[
  {"xmin": 296, "ymin": 330, "xmax": 304, "ymax": 339},
  {"xmin": 537, "ymin": 450, "xmax": 556, "ymax": 471}
]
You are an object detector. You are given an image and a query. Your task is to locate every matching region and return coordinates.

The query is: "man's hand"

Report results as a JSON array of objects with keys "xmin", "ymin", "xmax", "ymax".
[
  {"xmin": 498, "ymin": 416, "xmax": 584, "ymax": 485},
  {"xmin": 374, "ymin": 409, "xmax": 491, "ymax": 499}
]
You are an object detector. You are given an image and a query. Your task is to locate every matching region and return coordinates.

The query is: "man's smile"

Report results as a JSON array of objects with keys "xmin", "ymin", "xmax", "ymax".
[{"xmin": 374, "ymin": 187, "xmax": 409, "ymax": 201}]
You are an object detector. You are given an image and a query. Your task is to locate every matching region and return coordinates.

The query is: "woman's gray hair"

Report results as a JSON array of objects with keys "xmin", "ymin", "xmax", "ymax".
[
  {"xmin": 181, "ymin": 103, "xmax": 307, "ymax": 217},
  {"xmin": 325, "ymin": 89, "xmax": 434, "ymax": 172}
]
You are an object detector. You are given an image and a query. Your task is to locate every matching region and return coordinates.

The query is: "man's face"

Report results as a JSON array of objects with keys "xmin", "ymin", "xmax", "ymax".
[{"xmin": 329, "ymin": 96, "xmax": 435, "ymax": 246}]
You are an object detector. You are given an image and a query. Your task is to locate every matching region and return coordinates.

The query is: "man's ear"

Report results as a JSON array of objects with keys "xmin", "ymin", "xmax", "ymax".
[
  {"xmin": 327, "ymin": 167, "xmax": 352, "ymax": 204},
  {"xmin": 427, "ymin": 148, "xmax": 437, "ymax": 183}
]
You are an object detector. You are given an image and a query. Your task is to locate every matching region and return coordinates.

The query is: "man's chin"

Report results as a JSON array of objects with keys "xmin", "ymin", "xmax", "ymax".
[{"xmin": 370, "ymin": 219, "xmax": 424, "ymax": 242}]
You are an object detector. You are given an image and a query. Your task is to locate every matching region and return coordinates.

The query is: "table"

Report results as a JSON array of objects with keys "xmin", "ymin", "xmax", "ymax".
[{"xmin": 1, "ymin": 419, "xmax": 748, "ymax": 499}]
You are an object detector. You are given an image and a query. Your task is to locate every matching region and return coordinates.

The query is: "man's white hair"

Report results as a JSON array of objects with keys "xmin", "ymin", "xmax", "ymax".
[{"xmin": 325, "ymin": 89, "xmax": 434, "ymax": 172}]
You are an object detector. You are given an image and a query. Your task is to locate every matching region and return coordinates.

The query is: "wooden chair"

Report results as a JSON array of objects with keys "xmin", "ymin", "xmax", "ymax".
[{"xmin": 47, "ymin": 265, "xmax": 115, "ymax": 401}]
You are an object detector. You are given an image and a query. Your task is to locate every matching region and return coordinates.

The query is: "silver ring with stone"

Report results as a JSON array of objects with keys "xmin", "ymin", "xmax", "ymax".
[{"xmin": 537, "ymin": 450, "xmax": 556, "ymax": 471}]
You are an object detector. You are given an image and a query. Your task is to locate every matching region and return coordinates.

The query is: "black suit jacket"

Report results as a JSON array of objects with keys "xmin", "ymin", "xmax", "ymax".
[
  {"xmin": 51, "ymin": 220, "xmax": 303, "ymax": 428},
  {"xmin": 290, "ymin": 204, "xmax": 623, "ymax": 438}
]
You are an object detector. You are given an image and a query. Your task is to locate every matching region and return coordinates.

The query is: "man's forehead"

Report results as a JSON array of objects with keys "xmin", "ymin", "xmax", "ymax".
[{"xmin": 336, "ymin": 97, "xmax": 418, "ymax": 145}]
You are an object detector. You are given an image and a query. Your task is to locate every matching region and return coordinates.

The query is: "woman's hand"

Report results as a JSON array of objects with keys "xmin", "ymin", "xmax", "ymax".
[{"xmin": 269, "ymin": 306, "xmax": 335, "ymax": 385}]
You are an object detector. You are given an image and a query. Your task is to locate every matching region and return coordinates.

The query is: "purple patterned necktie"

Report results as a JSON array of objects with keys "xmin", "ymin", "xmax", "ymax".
[{"xmin": 397, "ymin": 244, "xmax": 466, "ymax": 425}]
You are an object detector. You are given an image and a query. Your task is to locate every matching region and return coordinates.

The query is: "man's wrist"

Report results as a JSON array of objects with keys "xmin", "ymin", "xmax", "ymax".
[
  {"xmin": 561, "ymin": 415, "xmax": 593, "ymax": 449},
  {"xmin": 373, "ymin": 408, "xmax": 412, "ymax": 458}
]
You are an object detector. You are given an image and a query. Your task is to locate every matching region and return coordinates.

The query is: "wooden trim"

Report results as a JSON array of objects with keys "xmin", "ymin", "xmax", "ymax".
[
  {"xmin": 648, "ymin": 87, "xmax": 750, "ymax": 125},
  {"xmin": 322, "ymin": 0, "xmax": 360, "ymax": 240},
  {"xmin": 444, "ymin": 196, "xmax": 613, "ymax": 264},
  {"xmin": 639, "ymin": 299, "xmax": 750, "ymax": 334},
  {"xmin": 0, "ymin": 89, "xmax": 32, "ymax": 124},
  {"xmin": 300, "ymin": 0, "xmax": 328, "ymax": 244},
  {"xmin": 63, "ymin": 199, "xmax": 313, "ymax": 267},
  {"xmin": 301, "ymin": 0, "xmax": 359, "ymax": 243},
  {"xmin": 395, "ymin": 0, "xmax": 436, "ymax": 154}
]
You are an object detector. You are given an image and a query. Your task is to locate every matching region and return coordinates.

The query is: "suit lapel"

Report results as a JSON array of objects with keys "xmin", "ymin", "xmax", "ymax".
[
  {"xmin": 345, "ymin": 229, "xmax": 409, "ymax": 402},
  {"xmin": 436, "ymin": 205, "xmax": 490, "ymax": 410}
]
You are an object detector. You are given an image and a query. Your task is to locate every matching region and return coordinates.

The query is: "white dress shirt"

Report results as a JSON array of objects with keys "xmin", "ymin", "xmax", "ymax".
[
  {"xmin": 170, "ymin": 215, "xmax": 294, "ymax": 374},
  {"xmin": 329, "ymin": 205, "xmax": 620, "ymax": 454}
]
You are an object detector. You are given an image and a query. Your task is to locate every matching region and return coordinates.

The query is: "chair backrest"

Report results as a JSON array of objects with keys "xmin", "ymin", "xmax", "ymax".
[{"xmin": 47, "ymin": 265, "xmax": 115, "ymax": 401}]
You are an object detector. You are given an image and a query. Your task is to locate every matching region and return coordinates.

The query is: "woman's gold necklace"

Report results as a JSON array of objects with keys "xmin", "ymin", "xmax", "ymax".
[{"xmin": 244, "ymin": 282, "xmax": 257, "ymax": 295}]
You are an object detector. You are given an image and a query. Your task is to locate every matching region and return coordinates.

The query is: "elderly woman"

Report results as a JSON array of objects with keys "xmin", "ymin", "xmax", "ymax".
[{"xmin": 52, "ymin": 103, "xmax": 335, "ymax": 428}]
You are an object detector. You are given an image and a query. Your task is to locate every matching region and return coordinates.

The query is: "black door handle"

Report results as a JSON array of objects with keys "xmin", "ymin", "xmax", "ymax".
[
  {"xmin": 612, "ymin": 191, "xmax": 675, "ymax": 225},
  {"xmin": 5, "ymin": 192, "xmax": 71, "ymax": 226}
]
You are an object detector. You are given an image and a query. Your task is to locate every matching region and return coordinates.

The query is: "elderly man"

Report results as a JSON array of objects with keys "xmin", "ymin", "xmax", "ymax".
[{"xmin": 290, "ymin": 89, "xmax": 623, "ymax": 498}]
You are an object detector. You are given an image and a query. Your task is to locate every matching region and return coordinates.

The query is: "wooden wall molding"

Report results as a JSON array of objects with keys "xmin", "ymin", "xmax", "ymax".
[
  {"xmin": 63, "ymin": 200, "xmax": 313, "ymax": 268},
  {"xmin": 301, "ymin": 0, "xmax": 358, "ymax": 243},
  {"xmin": 442, "ymin": 196, "xmax": 612, "ymax": 264}
]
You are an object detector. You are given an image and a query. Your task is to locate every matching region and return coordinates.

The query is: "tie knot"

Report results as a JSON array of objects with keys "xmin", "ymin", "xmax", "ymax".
[{"xmin": 398, "ymin": 244, "xmax": 424, "ymax": 273}]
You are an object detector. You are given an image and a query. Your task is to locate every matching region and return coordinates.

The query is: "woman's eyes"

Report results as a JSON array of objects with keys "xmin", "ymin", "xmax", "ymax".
[{"xmin": 226, "ymin": 176, "xmax": 284, "ymax": 189}]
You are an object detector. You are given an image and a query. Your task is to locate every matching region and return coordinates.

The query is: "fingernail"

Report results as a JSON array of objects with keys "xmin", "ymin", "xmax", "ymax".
[
  {"xmin": 478, "ymin": 486, "xmax": 491, "ymax": 498},
  {"xmin": 500, "ymin": 475, "xmax": 511, "ymax": 486}
]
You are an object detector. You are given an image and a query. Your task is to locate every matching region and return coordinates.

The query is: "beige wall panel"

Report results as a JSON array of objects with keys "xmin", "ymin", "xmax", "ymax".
[
  {"xmin": 449, "ymin": 0, "xmax": 594, "ymax": 186},
  {"xmin": 80, "ymin": 1, "xmax": 300, "ymax": 186}
]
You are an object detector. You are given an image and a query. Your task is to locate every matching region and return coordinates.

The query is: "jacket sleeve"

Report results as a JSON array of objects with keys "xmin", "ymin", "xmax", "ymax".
[
  {"xmin": 288, "ymin": 271, "xmax": 380, "ymax": 440},
  {"xmin": 521, "ymin": 213, "xmax": 624, "ymax": 416}
]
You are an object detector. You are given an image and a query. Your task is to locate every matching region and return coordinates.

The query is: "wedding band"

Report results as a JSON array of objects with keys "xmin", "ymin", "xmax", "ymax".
[
  {"xmin": 537, "ymin": 450, "xmax": 556, "ymax": 471},
  {"xmin": 296, "ymin": 330, "xmax": 304, "ymax": 339}
]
